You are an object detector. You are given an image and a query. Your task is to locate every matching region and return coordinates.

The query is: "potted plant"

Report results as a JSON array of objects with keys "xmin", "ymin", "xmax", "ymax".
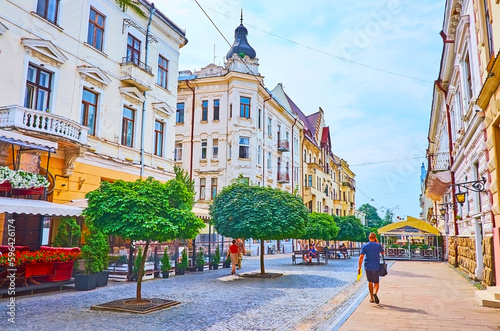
[
  {"xmin": 196, "ymin": 247, "xmax": 205, "ymax": 271},
  {"xmin": 160, "ymin": 247, "xmax": 171, "ymax": 278},
  {"xmin": 75, "ymin": 224, "xmax": 110, "ymax": 290},
  {"xmin": 223, "ymin": 252, "xmax": 231, "ymax": 268},
  {"xmin": 212, "ymin": 245, "xmax": 221, "ymax": 270},
  {"xmin": 177, "ymin": 249, "xmax": 188, "ymax": 275},
  {"xmin": 53, "ymin": 217, "xmax": 81, "ymax": 247}
]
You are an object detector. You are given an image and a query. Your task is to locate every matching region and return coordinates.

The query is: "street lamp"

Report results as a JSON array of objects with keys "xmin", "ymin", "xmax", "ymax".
[
  {"xmin": 451, "ymin": 177, "xmax": 487, "ymax": 206},
  {"xmin": 455, "ymin": 190, "xmax": 466, "ymax": 206}
]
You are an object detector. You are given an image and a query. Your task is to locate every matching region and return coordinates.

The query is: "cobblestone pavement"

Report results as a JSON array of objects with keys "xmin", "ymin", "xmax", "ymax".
[{"xmin": 0, "ymin": 254, "xmax": 360, "ymax": 331}]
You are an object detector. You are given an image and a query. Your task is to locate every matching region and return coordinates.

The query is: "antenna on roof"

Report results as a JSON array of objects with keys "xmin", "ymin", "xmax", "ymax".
[{"xmin": 240, "ymin": 9, "xmax": 243, "ymax": 24}]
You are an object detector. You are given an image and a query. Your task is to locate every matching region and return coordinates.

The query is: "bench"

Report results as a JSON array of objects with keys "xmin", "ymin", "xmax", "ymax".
[{"xmin": 292, "ymin": 250, "xmax": 328, "ymax": 265}]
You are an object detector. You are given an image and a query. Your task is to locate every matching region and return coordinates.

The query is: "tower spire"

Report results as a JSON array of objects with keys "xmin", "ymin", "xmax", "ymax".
[{"xmin": 240, "ymin": 9, "xmax": 243, "ymax": 24}]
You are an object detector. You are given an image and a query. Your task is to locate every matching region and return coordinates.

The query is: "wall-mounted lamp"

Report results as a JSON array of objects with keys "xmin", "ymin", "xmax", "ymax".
[{"xmin": 450, "ymin": 177, "xmax": 486, "ymax": 206}]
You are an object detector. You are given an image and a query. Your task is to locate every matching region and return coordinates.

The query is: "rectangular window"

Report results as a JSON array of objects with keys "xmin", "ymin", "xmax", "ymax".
[
  {"xmin": 202, "ymin": 100, "xmax": 208, "ymax": 121},
  {"xmin": 240, "ymin": 97, "xmax": 250, "ymax": 118},
  {"xmin": 154, "ymin": 120, "xmax": 164, "ymax": 157},
  {"xmin": 308, "ymin": 175, "xmax": 313, "ymax": 187},
  {"xmin": 267, "ymin": 117, "xmax": 272, "ymax": 137},
  {"xmin": 200, "ymin": 178, "xmax": 206, "ymax": 200},
  {"xmin": 239, "ymin": 137, "xmax": 250, "ymax": 159},
  {"xmin": 257, "ymin": 145, "xmax": 261, "ymax": 165},
  {"xmin": 229, "ymin": 104, "xmax": 232, "ymax": 118},
  {"xmin": 213, "ymin": 99, "xmax": 220, "ymax": 121},
  {"xmin": 201, "ymin": 139, "xmax": 207, "ymax": 160},
  {"xmin": 211, "ymin": 178, "xmax": 217, "ymax": 200},
  {"xmin": 157, "ymin": 55, "xmax": 168, "ymax": 89},
  {"xmin": 464, "ymin": 53, "xmax": 473, "ymax": 103},
  {"xmin": 484, "ymin": 0, "xmax": 494, "ymax": 58},
  {"xmin": 126, "ymin": 33, "xmax": 141, "ymax": 64},
  {"xmin": 121, "ymin": 107, "xmax": 135, "ymax": 147},
  {"xmin": 176, "ymin": 103, "xmax": 184, "ymax": 123},
  {"xmin": 212, "ymin": 138, "xmax": 219, "ymax": 159},
  {"xmin": 87, "ymin": 7, "xmax": 105, "ymax": 51},
  {"xmin": 81, "ymin": 89, "xmax": 98, "ymax": 136},
  {"xmin": 36, "ymin": 0, "xmax": 59, "ymax": 24},
  {"xmin": 228, "ymin": 144, "xmax": 232, "ymax": 159},
  {"xmin": 258, "ymin": 109, "xmax": 261, "ymax": 129},
  {"xmin": 25, "ymin": 64, "xmax": 52, "ymax": 111},
  {"xmin": 174, "ymin": 142, "xmax": 182, "ymax": 161},
  {"xmin": 267, "ymin": 152, "xmax": 272, "ymax": 170}
]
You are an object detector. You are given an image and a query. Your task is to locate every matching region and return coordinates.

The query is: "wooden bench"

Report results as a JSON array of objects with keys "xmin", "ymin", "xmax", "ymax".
[{"xmin": 292, "ymin": 250, "xmax": 328, "ymax": 265}]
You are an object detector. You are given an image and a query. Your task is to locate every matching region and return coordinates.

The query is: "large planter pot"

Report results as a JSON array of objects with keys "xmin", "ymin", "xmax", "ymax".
[
  {"xmin": 25, "ymin": 262, "xmax": 55, "ymax": 278},
  {"xmin": 74, "ymin": 273, "xmax": 98, "ymax": 291},
  {"xmin": 197, "ymin": 265, "xmax": 204, "ymax": 271},
  {"xmin": 223, "ymin": 259, "xmax": 231, "ymax": 268},
  {"xmin": 177, "ymin": 268, "xmax": 185, "ymax": 275},
  {"xmin": 96, "ymin": 270, "xmax": 110, "ymax": 287},
  {"xmin": 161, "ymin": 271, "xmax": 170, "ymax": 278},
  {"xmin": 41, "ymin": 261, "xmax": 75, "ymax": 282},
  {"xmin": 212, "ymin": 264, "xmax": 219, "ymax": 270}
]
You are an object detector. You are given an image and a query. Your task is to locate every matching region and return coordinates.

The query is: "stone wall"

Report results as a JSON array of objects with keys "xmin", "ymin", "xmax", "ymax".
[
  {"xmin": 483, "ymin": 235, "xmax": 495, "ymax": 286},
  {"xmin": 448, "ymin": 237, "xmax": 456, "ymax": 266},
  {"xmin": 456, "ymin": 237, "xmax": 477, "ymax": 276}
]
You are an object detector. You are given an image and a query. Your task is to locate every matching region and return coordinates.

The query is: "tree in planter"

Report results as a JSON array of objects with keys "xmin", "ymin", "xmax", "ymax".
[
  {"xmin": 84, "ymin": 167, "xmax": 204, "ymax": 302},
  {"xmin": 160, "ymin": 247, "xmax": 171, "ymax": 278},
  {"xmin": 53, "ymin": 217, "xmax": 81, "ymax": 247},
  {"xmin": 196, "ymin": 247, "xmax": 205, "ymax": 271},
  {"xmin": 210, "ymin": 180, "xmax": 308, "ymax": 275},
  {"xmin": 132, "ymin": 247, "xmax": 145, "ymax": 281},
  {"xmin": 212, "ymin": 245, "xmax": 221, "ymax": 269}
]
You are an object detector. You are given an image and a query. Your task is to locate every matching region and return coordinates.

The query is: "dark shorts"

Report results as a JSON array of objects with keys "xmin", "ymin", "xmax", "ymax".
[{"xmin": 365, "ymin": 269, "xmax": 380, "ymax": 283}]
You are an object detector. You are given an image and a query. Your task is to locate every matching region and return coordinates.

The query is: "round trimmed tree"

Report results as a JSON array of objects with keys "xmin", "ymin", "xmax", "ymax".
[
  {"xmin": 299, "ymin": 212, "xmax": 339, "ymax": 244},
  {"xmin": 84, "ymin": 167, "xmax": 204, "ymax": 302},
  {"xmin": 210, "ymin": 181, "xmax": 308, "ymax": 275}
]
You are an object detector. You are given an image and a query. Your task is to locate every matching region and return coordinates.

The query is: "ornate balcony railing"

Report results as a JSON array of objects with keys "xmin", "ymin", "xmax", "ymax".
[
  {"xmin": 120, "ymin": 56, "xmax": 153, "ymax": 91},
  {"xmin": 277, "ymin": 172, "xmax": 290, "ymax": 183},
  {"xmin": 277, "ymin": 140, "xmax": 289, "ymax": 152},
  {"xmin": 121, "ymin": 56, "xmax": 152, "ymax": 74},
  {"xmin": 0, "ymin": 105, "xmax": 88, "ymax": 145}
]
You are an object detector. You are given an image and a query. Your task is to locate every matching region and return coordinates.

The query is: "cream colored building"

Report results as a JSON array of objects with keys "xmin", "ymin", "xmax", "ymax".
[
  {"xmin": 0, "ymin": 0, "xmax": 186, "ymax": 247},
  {"xmin": 425, "ymin": 0, "xmax": 493, "ymax": 286}
]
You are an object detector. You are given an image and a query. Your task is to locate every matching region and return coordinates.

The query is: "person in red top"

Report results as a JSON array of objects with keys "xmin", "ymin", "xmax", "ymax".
[{"xmin": 227, "ymin": 239, "xmax": 239, "ymax": 275}]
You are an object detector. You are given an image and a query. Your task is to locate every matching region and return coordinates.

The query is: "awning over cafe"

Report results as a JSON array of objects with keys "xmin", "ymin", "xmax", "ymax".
[
  {"xmin": 425, "ymin": 170, "xmax": 451, "ymax": 201},
  {"xmin": 0, "ymin": 197, "xmax": 82, "ymax": 216},
  {"xmin": 0, "ymin": 129, "xmax": 57, "ymax": 152},
  {"xmin": 378, "ymin": 216, "xmax": 440, "ymax": 236}
]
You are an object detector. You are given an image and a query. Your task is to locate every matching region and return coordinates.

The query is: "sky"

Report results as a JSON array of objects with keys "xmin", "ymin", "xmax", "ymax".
[{"xmin": 155, "ymin": 0, "xmax": 446, "ymax": 221}]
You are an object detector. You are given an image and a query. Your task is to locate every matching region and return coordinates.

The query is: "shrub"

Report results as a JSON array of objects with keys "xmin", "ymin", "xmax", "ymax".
[
  {"xmin": 196, "ymin": 247, "xmax": 205, "ymax": 267},
  {"xmin": 53, "ymin": 217, "xmax": 81, "ymax": 247},
  {"xmin": 179, "ymin": 249, "xmax": 188, "ymax": 270},
  {"xmin": 133, "ymin": 247, "xmax": 145, "ymax": 277},
  {"xmin": 81, "ymin": 224, "xmax": 109, "ymax": 274},
  {"xmin": 160, "ymin": 247, "xmax": 171, "ymax": 272},
  {"xmin": 212, "ymin": 245, "xmax": 221, "ymax": 266}
]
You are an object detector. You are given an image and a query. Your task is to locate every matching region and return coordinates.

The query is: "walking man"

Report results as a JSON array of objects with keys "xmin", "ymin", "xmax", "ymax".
[
  {"xmin": 236, "ymin": 238, "xmax": 246, "ymax": 269},
  {"xmin": 358, "ymin": 233, "xmax": 384, "ymax": 304}
]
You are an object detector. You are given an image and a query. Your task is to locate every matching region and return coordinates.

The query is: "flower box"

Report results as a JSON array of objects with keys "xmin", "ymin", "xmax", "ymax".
[
  {"xmin": 39, "ymin": 260, "xmax": 75, "ymax": 282},
  {"xmin": 0, "ymin": 182, "xmax": 12, "ymax": 192},
  {"xmin": 26, "ymin": 262, "xmax": 55, "ymax": 278},
  {"xmin": 11, "ymin": 187, "xmax": 45, "ymax": 196}
]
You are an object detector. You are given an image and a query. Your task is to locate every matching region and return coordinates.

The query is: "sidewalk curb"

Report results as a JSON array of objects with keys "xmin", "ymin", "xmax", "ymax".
[
  {"xmin": 316, "ymin": 283, "xmax": 368, "ymax": 331},
  {"xmin": 317, "ymin": 261, "xmax": 394, "ymax": 331}
]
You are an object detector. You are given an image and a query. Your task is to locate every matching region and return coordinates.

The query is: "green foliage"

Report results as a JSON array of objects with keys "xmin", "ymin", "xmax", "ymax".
[
  {"xmin": 133, "ymin": 247, "xmax": 145, "ymax": 277},
  {"xmin": 210, "ymin": 183, "xmax": 308, "ymax": 240},
  {"xmin": 160, "ymin": 247, "xmax": 171, "ymax": 271},
  {"xmin": 358, "ymin": 204, "xmax": 382, "ymax": 228},
  {"xmin": 114, "ymin": 0, "xmax": 147, "ymax": 18},
  {"xmin": 109, "ymin": 255, "xmax": 128, "ymax": 266},
  {"xmin": 53, "ymin": 217, "xmax": 81, "ymax": 247},
  {"xmin": 196, "ymin": 247, "xmax": 205, "ymax": 267},
  {"xmin": 390, "ymin": 244, "xmax": 399, "ymax": 248},
  {"xmin": 84, "ymin": 176, "xmax": 204, "ymax": 242},
  {"xmin": 420, "ymin": 244, "xmax": 429, "ymax": 250},
  {"xmin": 335, "ymin": 215, "xmax": 367, "ymax": 242},
  {"xmin": 298, "ymin": 212, "xmax": 339, "ymax": 241},
  {"xmin": 81, "ymin": 223, "xmax": 110, "ymax": 274},
  {"xmin": 179, "ymin": 249, "xmax": 188, "ymax": 270},
  {"xmin": 212, "ymin": 245, "xmax": 221, "ymax": 265}
]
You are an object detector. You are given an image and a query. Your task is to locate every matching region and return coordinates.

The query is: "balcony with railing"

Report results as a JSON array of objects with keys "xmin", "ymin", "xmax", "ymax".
[
  {"xmin": 429, "ymin": 152, "xmax": 450, "ymax": 172},
  {"xmin": 0, "ymin": 105, "xmax": 88, "ymax": 146},
  {"xmin": 277, "ymin": 140, "xmax": 289, "ymax": 152},
  {"xmin": 277, "ymin": 172, "xmax": 290, "ymax": 183},
  {"xmin": 120, "ymin": 56, "xmax": 154, "ymax": 91},
  {"xmin": 342, "ymin": 178, "xmax": 356, "ymax": 190}
]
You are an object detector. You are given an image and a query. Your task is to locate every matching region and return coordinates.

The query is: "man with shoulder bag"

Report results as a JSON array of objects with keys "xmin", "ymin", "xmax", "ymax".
[{"xmin": 358, "ymin": 233, "xmax": 385, "ymax": 304}]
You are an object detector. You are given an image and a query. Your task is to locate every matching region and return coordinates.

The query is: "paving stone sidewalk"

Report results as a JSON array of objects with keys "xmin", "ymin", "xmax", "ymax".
[
  {"xmin": 339, "ymin": 261, "xmax": 500, "ymax": 331},
  {"xmin": 0, "ymin": 254, "xmax": 360, "ymax": 330}
]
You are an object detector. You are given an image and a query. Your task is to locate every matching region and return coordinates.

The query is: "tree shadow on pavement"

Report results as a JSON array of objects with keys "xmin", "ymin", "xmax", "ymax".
[{"xmin": 387, "ymin": 270, "xmax": 433, "ymax": 278}]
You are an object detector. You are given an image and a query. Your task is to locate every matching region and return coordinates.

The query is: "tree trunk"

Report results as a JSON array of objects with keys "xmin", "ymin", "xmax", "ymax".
[
  {"xmin": 136, "ymin": 240, "xmax": 149, "ymax": 302},
  {"xmin": 260, "ymin": 240, "xmax": 265, "ymax": 275}
]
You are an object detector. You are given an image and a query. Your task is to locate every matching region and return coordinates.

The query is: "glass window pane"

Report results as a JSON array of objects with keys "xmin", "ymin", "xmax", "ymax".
[
  {"xmin": 48, "ymin": 0, "xmax": 57, "ymax": 22},
  {"xmin": 95, "ymin": 29, "xmax": 103, "ymax": 50},
  {"xmin": 27, "ymin": 66, "xmax": 36, "ymax": 82},
  {"xmin": 39, "ymin": 71, "xmax": 50, "ymax": 88},
  {"xmin": 88, "ymin": 106, "xmax": 96, "ymax": 135},
  {"xmin": 36, "ymin": 90, "xmax": 48, "ymax": 111}
]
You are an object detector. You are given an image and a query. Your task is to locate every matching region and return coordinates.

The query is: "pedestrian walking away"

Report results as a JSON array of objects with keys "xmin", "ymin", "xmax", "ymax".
[
  {"xmin": 358, "ymin": 232, "xmax": 384, "ymax": 304},
  {"xmin": 236, "ymin": 238, "xmax": 246, "ymax": 269},
  {"xmin": 227, "ymin": 239, "xmax": 239, "ymax": 275}
]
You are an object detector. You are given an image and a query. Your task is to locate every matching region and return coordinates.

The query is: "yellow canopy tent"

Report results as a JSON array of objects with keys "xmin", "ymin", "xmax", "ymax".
[
  {"xmin": 378, "ymin": 216, "xmax": 442, "ymax": 260},
  {"xmin": 378, "ymin": 216, "xmax": 440, "ymax": 236}
]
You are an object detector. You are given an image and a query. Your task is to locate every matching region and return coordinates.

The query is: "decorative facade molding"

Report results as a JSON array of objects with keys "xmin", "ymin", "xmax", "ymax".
[
  {"xmin": 21, "ymin": 38, "xmax": 68, "ymax": 65},
  {"xmin": 62, "ymin": 147, "xmax": 85, "ymax": 177},
  {"xmin": 119, "ymin": 87, "xmax": 145, "ymax": 104},
  {"xmin": 77, "ymin": 66, "xmax": 112, "ymax": 86}
]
